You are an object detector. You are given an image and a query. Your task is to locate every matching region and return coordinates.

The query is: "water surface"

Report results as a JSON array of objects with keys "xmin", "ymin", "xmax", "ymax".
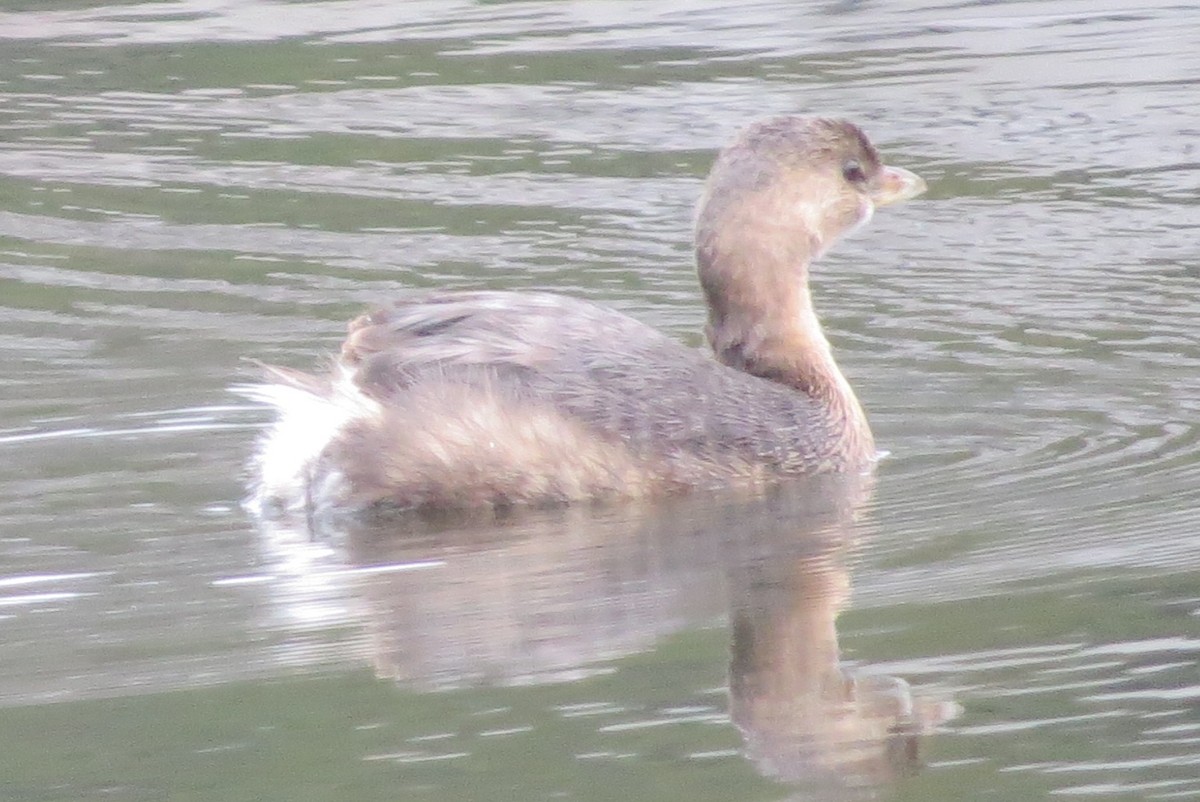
[{"xmin": 1, "ymin": 1, "xmax": 1199, "ymax": 799}]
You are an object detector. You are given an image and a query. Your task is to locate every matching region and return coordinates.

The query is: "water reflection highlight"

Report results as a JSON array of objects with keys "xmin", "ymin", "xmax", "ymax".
[{"xmin": 258, "ymin": 473, "xmax": 956, "ymax": 797}]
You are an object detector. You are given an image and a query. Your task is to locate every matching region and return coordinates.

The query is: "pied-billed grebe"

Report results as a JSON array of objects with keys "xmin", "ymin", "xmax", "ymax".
[{"xmin": 240, "ymin": 117, "xmax": 925, "ymax": 514}]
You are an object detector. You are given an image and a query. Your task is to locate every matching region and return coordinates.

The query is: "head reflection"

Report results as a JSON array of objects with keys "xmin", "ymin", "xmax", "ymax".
[{"xmin": 725, "ymin": 506, "xmax": 951, "ymax": 790}]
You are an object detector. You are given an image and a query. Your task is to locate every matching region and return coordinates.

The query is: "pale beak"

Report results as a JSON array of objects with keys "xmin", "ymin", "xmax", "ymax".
[{"xmin": 871, "ymin": 165, "xmax": 926, "ymax": 207}]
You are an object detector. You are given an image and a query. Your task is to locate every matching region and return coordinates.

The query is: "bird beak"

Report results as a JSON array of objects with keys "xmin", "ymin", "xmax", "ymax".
[{"xmin": 871, "ymin": 166, "xmax": 926, "ymax": 207}]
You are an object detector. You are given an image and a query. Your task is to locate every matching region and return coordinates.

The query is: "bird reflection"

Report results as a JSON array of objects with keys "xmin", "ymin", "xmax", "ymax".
[
  {"xmin": 726, "ymin": 513, "xmax": 948, "ymax": 789},
  {"xmin": 258, "ymin": 474, "xmax": 955, "ymax": 796}
]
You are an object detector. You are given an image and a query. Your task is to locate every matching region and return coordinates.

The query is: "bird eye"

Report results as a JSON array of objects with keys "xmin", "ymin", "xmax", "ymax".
[{"xmin": 842, "ymin": 158, "xmax": 867, "ymax": 184}]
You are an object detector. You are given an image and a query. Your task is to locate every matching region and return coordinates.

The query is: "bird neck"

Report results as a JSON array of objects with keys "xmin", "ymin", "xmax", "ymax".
[
  {"xmin": 706, "ymin": 284, "xmax": 857, "ymax": 404},
  {"xmin": 694, "ymin": 185, "xmax": 874, "ymax": 459}
]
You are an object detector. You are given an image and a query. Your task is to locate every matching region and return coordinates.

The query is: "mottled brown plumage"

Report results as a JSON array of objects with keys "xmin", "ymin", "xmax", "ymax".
[{"xmin": 240, "ymin": 116, "xmax": 925, "ymax": 516}]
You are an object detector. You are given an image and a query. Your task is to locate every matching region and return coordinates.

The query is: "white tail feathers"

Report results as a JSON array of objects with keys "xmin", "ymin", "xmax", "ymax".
[{"xmin": 232, "ymin": 368, "xmax": 381, "ymax": 515}]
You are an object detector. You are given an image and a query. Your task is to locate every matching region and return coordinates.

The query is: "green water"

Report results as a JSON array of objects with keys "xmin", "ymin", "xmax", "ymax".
[{"xmin": 1, "ymin": 1, "xmax": 1199, "ymax": 799}]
